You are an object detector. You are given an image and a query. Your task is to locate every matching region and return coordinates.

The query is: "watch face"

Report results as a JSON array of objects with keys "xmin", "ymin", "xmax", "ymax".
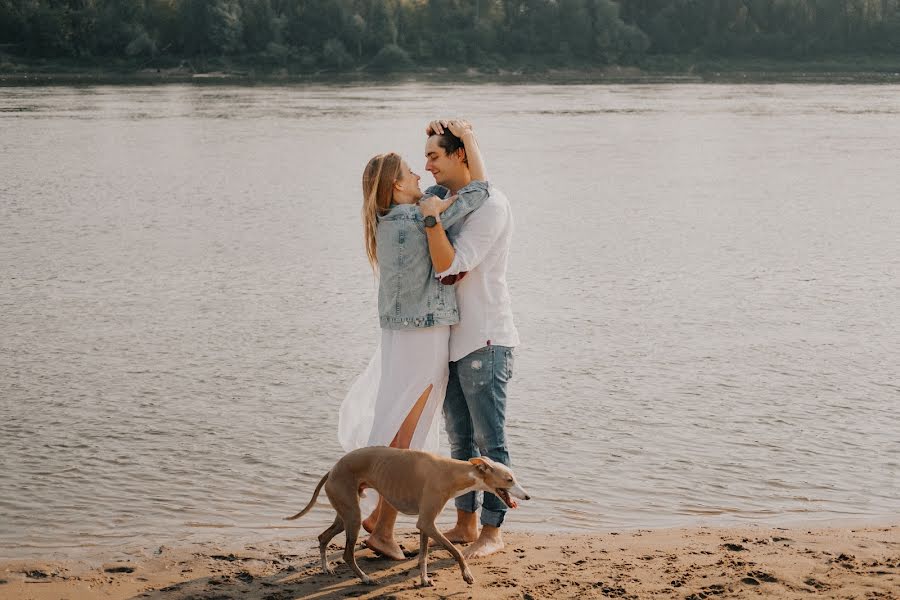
[{"xmin": 424, "ymin": 215, "xmax": 437, "ymax": 227}]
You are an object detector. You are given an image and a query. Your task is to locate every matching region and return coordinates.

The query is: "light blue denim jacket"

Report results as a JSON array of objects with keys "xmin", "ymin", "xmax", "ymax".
[{"xmin": 376, "ymin": 180, "xmax": 490, "ymax": 329}]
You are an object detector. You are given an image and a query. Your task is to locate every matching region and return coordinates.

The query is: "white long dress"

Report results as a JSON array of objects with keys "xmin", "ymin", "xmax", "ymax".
[{"xmin": 338, "ymin": 325, "xmax": 450, "ymax": 457}]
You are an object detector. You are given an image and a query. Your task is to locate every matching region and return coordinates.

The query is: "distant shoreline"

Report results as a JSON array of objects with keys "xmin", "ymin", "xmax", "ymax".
[{"xmin": 3, "ymin": 57, "xmax": 900, "ymax": 86}]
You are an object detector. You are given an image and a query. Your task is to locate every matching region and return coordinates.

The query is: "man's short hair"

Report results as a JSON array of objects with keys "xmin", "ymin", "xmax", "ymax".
[{"xmin": 435, "ymin": 131, "xmax": 466, "ymax": 162}]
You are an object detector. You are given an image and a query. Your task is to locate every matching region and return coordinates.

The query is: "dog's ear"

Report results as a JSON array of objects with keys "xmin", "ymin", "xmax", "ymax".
[{"xmin": 469, "ymin": 457, "xmax": 495, "ymax": 473}]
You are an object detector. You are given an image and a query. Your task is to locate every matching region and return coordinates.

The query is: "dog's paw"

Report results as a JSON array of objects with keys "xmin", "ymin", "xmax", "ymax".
[
  {"xmin": 463, "ymin": 569, "xmax": 475, "ymax": 585},
  {"xmin": 420, "ymin": 577, "xmax": 434, "ymax": 587},
  {"xmin": 322, "ymin": 565, "xmax": 335, "ymax": 576},
  {"xmin": 361, "ymin": 576, "xmax": 375, "ymax": 586}
]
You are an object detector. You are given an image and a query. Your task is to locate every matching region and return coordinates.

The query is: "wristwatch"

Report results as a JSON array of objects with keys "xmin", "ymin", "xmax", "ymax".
[{"xmin": 423, "ymin": 215, "xmax": 439, "ymax": 228}]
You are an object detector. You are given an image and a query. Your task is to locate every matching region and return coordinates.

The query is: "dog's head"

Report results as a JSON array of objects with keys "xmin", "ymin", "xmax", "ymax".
[{"xmin": 469, "ymin": 457, "xmax": 530, "ymax": 509}]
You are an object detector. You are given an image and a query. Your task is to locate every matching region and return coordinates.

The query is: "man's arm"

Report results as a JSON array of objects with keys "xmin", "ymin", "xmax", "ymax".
[
  {"xmin": 423, "ymin": 220, "xmax": 456, "ymax": 274},
  {"xmin": 421, "ymin": 184, "xmax": 450, "ymax": 200},
  {"xmin": 431, "ymin": 181, "xmax": 489, "ymax": 229},
  {"xmin": 434, "ymin": 199, "xmax": 506, "ymax": 277}
]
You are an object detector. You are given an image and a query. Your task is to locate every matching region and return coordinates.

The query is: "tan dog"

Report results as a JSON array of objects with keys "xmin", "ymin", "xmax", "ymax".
[{"xmin": 286, "ymin": 447, "xmax": 530, "ymax": 586}]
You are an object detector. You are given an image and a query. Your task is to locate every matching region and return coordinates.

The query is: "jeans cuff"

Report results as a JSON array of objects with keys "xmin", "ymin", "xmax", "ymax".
[
  {"xmin": 480, "ymin": 506, "xmax": 506, "ymax": 528},
  {"xmin": 454, "ymin": 491, "xmax": 478, "ymax": 513}
]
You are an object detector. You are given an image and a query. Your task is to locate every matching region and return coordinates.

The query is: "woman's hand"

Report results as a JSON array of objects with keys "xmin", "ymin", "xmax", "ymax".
[
  {"xmin": 446, "ymin": 119, "xmax": 474, "ymax": 139},
  {"xmin": 426, "ymin": 119, "xmax": 448, "ymax": 135},
  {"xmin": 427, "ymin": 118, "xmax": 487, "ymax": 181},
  {"xmin": 419, "ymin": 194, "xmax": 457, "ymax": 218},
  {"xmin": 426, "ymin": 119, "xmax": 473, "ymax": 137}
]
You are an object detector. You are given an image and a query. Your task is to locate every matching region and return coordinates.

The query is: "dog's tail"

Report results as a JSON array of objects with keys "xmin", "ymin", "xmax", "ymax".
[{"xmin": 284, "ymin": 472, "xmax": 329, "ymax": 521}]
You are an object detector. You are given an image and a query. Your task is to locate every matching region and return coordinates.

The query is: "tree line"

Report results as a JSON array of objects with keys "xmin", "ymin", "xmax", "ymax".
[{"xmin": 1, "ymin": 0, "xmax": 899, "ymax": 72}]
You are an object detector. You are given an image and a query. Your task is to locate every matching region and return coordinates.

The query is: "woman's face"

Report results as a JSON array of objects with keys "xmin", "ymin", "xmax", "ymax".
[{"xmin": 394, "ymin": 161, "xmax": 423, "ymax": 204}]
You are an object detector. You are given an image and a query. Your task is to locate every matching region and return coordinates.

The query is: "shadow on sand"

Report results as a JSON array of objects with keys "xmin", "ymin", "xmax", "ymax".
[{"xmin": 127, "ymin": 540, "xmax": 473, "ymax": 600}]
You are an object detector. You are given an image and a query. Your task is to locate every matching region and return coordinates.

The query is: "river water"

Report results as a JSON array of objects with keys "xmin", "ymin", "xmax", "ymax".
[{"xmin": 1, "ymin": 82, "xmax": 898, "ymax": 559}]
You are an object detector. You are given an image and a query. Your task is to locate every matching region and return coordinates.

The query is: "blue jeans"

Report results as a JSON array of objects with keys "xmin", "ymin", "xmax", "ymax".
[{"xmin": 443, "ymin": 344, "xmax": 514, "ymax": 528}]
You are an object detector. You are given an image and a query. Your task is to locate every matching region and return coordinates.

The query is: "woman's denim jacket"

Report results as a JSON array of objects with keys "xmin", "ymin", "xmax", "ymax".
[{"xmin": 376, "ymin": 180, "xmax": 490, "ymax": 330}]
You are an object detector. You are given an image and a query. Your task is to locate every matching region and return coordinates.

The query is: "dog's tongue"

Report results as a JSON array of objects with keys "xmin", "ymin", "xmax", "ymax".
[{"xmin": 497, "ymin": 489, "xmax": 517, "ymax": 509}]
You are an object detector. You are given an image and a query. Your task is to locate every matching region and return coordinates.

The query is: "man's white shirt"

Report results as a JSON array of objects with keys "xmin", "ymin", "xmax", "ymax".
[{"xmin": 437, "ymin": 185, "xmax": 520, "ymax": 362}]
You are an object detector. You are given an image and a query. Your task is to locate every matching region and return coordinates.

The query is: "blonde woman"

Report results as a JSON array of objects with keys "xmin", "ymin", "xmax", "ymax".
[{"xmin": 338, "ymin": 121, "xmax": 489, "ymax": 559}]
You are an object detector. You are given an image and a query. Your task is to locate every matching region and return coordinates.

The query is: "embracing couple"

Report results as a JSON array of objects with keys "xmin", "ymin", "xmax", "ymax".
[{"xmin": 338, "ymin": 118, "xmax": 519, "ymax": 561}]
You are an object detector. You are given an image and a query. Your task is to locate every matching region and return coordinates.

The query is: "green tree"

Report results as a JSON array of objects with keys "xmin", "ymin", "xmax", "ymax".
[
  {"xmin": 241, "ymin": 0, "xmax": 279, "ymax": 52},
  {"xmin": 368, "ymin": 42, "xmax": 413, "ymax": 71},
  {"xmin": 322, "ymin": 36, "xmax": 352, "ymax": 68},
  {"xmin": 179, "ymin": 0, "xmax": 211, "ymax": 55},
  {"xmin": 209, "ymin": 0, "xmax": 243, "ymax": 54},
  {"xmin": 0, "ymin": 0, "xmax": 25, "ymax": 44},
  {"xmin": 23, "ymin": 1, "xmax": 73, "ymax": 56}
]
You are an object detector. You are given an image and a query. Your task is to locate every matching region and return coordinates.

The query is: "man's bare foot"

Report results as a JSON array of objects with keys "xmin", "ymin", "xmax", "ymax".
[
  {"xmin": 442, "ymin": 509, "xmax": 479, "ymax": 543},
  {"xmin": 363, "ymin": 535, "xmax": 405, "ymax": 561},
  {"xmin": 462, "ymin": 526, "xmax": 504, "ymax": 559},
  {"xmin": 442, "ymin": 524, "xmax": 479, "ymax": 544}
]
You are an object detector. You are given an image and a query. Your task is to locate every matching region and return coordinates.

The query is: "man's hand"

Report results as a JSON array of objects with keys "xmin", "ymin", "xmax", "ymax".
[
  {"xmin": 419, "ymin": 194, "xmax": 457, "ymax": 218},
  {"xmin": 426, "ymin": 119, "xmax": 473, "ymax": 136}
]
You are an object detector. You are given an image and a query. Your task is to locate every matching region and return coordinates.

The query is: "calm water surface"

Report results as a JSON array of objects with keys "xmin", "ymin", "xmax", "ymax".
[{"xmin": 1, "ymin": 83, "xmax": 898, "ymax": 559}]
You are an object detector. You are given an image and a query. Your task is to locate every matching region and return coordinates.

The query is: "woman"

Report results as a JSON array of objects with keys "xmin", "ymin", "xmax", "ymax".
[{"xmin": 338, "ymin": 121, "xmax": 489, "ymax": 559}]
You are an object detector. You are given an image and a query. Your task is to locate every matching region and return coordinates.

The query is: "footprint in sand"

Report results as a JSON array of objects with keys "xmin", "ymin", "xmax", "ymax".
[
  {"xmin": 685, "ymin": 583, "xmax": 727, "ymax": 599},
  {"xmin": 24, "ymin": 570, "xmax": 49, "ymax": 579},
  {"xmin": 103, "ymin": 565, "xmax": 135, "ymax": 574},
  {"xmin": 747, "ymin": 570, "xmax": 777, "ymax": 583},
  {"xmin": 721, "ymin": 543, "xmax": 746, "ymax": 552},
  {"xmin": 804, "ymin": 577, "xmax": 831, "ymax": 591}
]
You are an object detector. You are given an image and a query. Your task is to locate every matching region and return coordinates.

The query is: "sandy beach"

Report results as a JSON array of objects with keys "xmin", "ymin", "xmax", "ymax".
[{"xmin": 2, "ymin": 525, "xmax": 897, "ymax": 599}]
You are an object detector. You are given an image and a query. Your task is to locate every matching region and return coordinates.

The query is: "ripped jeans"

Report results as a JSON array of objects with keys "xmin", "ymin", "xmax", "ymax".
[{"xmin": 442, "ymin": 344, "xmax": 514, "ymax": 528}]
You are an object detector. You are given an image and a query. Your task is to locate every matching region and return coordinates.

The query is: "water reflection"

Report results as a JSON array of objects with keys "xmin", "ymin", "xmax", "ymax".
[{"xmin": 0, "ymin": 83, "xmax": 898, "ymax": 559}]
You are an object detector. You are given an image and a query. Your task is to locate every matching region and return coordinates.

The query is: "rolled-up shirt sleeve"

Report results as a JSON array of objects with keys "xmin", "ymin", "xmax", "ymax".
[
  {"xmin": 422, "ymin": 184, "xmax": 451, "ymax": 199},
  {"xmin": 437, "ymin": 181, "xmax": 489, "ymax": 229},
  {"xmin": 436, "ymin": 199, "xmax": 506, "ymax": 278}
]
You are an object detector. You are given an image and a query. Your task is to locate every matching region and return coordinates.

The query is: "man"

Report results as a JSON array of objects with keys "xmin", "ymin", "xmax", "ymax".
[{"xmin": 418, "ymin": 119, "xmax": 519, "ymax": 559}]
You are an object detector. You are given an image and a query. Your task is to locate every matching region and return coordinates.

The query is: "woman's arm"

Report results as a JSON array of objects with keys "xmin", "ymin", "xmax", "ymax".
[
  {"xmin": 457, "ymin": 122, "xmax": 487, "ymax": 182},
  {"xmin": 426, "ymin": 119, "xmax": 487, "ymax": 181},
  {"xmin": 420, "ymin": 120, "xmax": 488, "ymax": 274}
]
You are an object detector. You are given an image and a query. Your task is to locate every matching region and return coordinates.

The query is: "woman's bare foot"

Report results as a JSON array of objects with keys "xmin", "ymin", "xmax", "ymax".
[
  {"xmin": 362, "ymin": 516, "xmax": 376, "ymax": 534},
  {"xmin": 462, "ymin": 526, "xmax": 504, "ymax": 559},
  {"xmin": 362, "ymin": 507, "xmax": 380, "ymax": 534},
  {"xmin": 363, "ymin": 535, "xmax": 405, "ymax": 561}
]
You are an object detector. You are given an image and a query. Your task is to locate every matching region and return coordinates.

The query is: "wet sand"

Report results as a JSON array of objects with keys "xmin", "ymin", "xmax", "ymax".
[{"xmin": 2, "ymin": 525, "xmax": 897, "ymax": 599}]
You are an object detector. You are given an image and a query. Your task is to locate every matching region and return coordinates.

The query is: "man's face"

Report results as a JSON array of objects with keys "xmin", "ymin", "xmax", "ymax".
[{"xmin": 424, "ymin": 135, "xmax": 464, "ymax": 187}]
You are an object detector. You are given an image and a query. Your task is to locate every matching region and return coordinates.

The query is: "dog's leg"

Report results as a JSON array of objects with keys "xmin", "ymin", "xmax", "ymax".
[
  {"xmin": 426, "ymin": 526, "xmax": 475, "ymax": 584},
  {"xmin": 318, "ymin": 515, "xmax": 344, "ymax": 575},
  {"xmin": 324, "ymin": 479, "xmax": 373, "ymax": 584},
  {"xmin": 341, "ymin": 506, "xmax": 374, "ymax": 585},
  {"xmin": 417, "ymin": 507, "xmax": 474, "ymax": 585},
  {"xmin": 418, "ymin": 530, "xmax": 432, "ymax": 587}
]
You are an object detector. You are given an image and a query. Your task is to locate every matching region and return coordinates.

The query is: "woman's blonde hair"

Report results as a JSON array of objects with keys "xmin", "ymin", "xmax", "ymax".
[{"xmin": 362, "ymin": 152, "xmax": 403, "ymax": 270}]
